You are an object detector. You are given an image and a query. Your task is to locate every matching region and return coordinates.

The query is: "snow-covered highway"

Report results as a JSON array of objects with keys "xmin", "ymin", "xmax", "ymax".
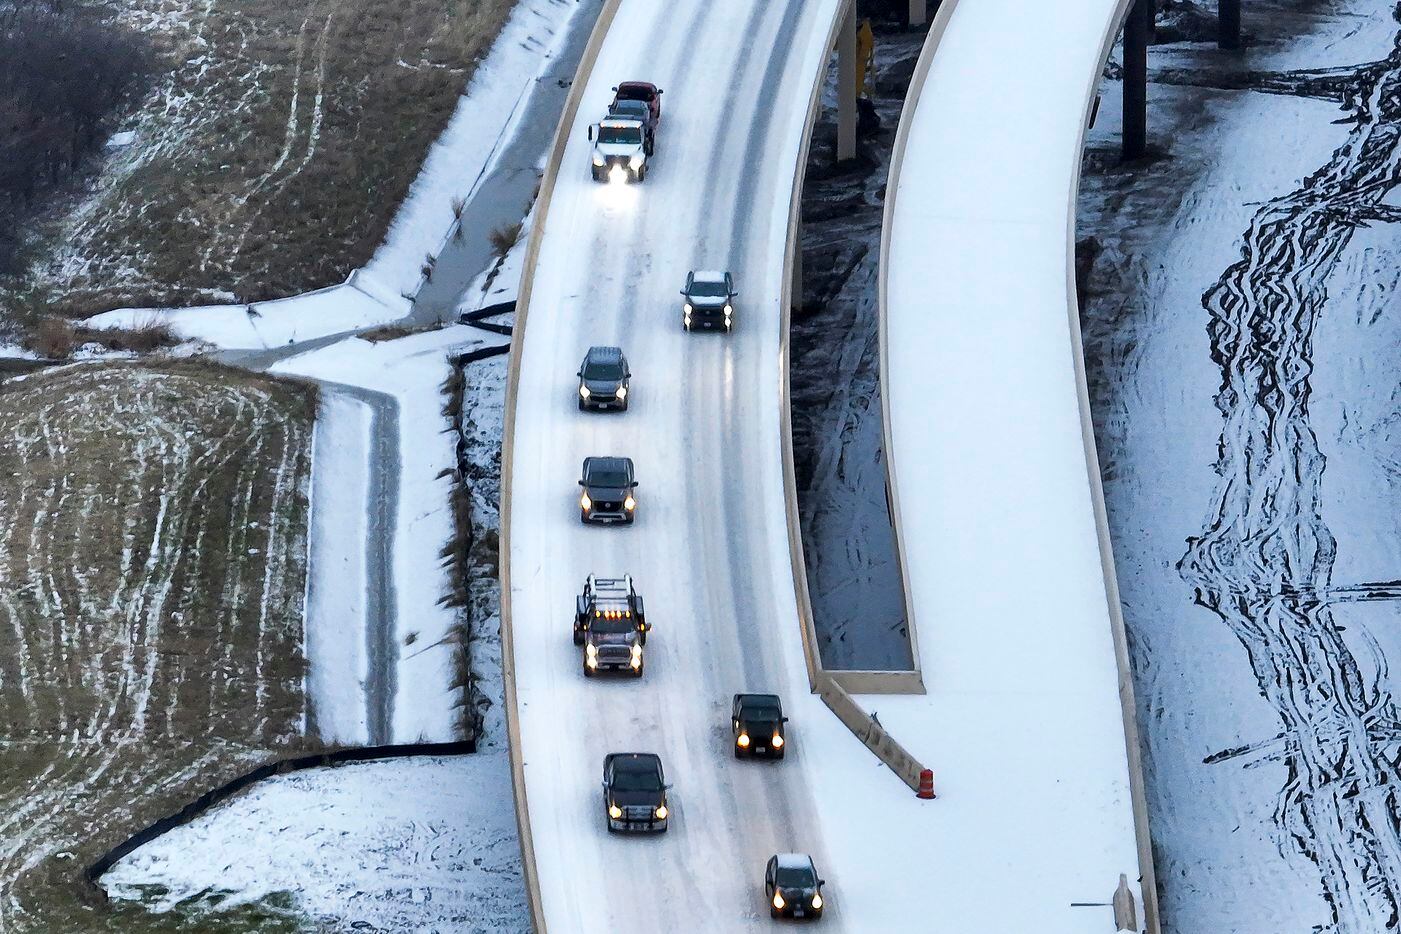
[{"xmin": 504, "ymin": 0, "xmax": 853, "ymax": 929}]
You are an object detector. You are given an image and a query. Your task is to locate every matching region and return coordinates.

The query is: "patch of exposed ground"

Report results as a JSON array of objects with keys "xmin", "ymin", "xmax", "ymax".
[
  {"xmin": 791, "ymin": 10, "xmax": 923, "ymax": 670},
  {"xmin": 8, "ymin": 0, "xmax": 518, "ymax": 321},
  {"xmin": 0, "ymin": 361, "xmax": 315, "ymax": 932}
]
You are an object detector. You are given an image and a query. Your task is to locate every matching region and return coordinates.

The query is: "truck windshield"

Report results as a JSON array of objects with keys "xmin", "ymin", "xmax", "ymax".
[
  {"xmin": 598, "ymin": 125, "xmax": 642, "ymax": 145},
  {"xmin": 591, "ymin": 615, "xmax": 634, "ymax": 634},
  {"xmin": 744, "ymin": 705, "xmax": 782, "ymax": 723},
  {"xmin": 613, "ymin": 767, "xmax": 663, "ymax": 793}
]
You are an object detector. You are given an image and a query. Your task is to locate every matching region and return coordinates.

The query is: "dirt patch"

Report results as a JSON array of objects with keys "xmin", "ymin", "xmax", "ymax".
[
  {"xmin": 10, "ymin": 0, "xmax": 517, "ymax": 319},
  {"xmin": 0, "ymin": 361, "xmax": 316, "ymax": 931}
]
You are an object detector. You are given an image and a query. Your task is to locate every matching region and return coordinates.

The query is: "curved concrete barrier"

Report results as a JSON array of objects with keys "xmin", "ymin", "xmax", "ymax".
[
  {"xmin": 878, "ymin": 0, "xmax": 1159, "ymax": 929},
  {"xmin": 496, "ymin": 2, "xmax": 622, "ymax": 930}
]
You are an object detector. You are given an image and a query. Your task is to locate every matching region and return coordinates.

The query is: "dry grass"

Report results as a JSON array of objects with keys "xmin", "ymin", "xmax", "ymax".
[
  {"xmin": 488, "ymin": 221, "xmax": 523, "ymax": 258},
  {"xmin": 32, "ymin": 316, "xmax": 78, "ymax": 359},
  {"xmin": 13, "ymin": 0, "xmax": 518, "ymax": 317},
  {"xmin": 0, "ymin": 362, "xmax": 316, "ymax": 931}
]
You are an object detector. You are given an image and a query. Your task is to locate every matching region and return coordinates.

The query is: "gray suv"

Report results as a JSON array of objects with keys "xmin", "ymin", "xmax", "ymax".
[
  {"xmin": 578, "ymin": 456, "xmax": 637, "ymax": 524},
  {"xmin": 681, "ymin": 270, "xmax": 736, "ymax": 332},
  {"xmin": 576, "ymin": 346, "xmax": 630, "ymax": 412}
]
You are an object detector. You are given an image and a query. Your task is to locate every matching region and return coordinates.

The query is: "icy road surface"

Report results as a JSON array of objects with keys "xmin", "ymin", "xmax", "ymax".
[{"xmin": 505, "ymin": 0, "xmax": 851, "ymax": 929}]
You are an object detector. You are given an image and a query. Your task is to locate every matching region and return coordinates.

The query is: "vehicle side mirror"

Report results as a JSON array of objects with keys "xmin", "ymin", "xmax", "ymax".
[
  {"xmin": 578, "ymin": 479, "xmax": 586, "ymax": 486},
  {"xmin": 781, "ymin": 716, "xmax": 789, "ymax": 722},
  {"xmin": 629, "ymin": 480, "xmax": 639, "ymax": 488},
  {"xmin": 730, "ymin": 290, "xmax": 739, "ymax": 297},
  {"xmin": 576, "ymin": 369, "xmax": 583, "ymax": 377},
  {"xmin": 611, "ymin": 85, "xmax": 619, "ymax": 92},
  {"xmin": 657, "ymin": 88, "xmax": 663, "ymax": 94},
  {"xmin": 679, "ymin": 289, "xmax": 687, "ymax": 296},
  {"xmin": 587, "ymin": 125, "xmax": 594, "ymax": 140},
  {"xmin": 818, "ymin": 879, "xmax": 826, "ymax": 887}
]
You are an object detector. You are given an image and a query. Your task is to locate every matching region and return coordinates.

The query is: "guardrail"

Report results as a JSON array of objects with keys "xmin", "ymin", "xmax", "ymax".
[
  {"xmin": 876, "ymin": 0, "xmax": 1161, "ymax": 928},
  {"xmin": 496, "ymin": 2, "xmax": 622, "ymax": 931}
]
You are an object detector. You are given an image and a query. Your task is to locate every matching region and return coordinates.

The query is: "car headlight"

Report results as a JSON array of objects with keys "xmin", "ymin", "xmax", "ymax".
[
  {"xmin": 629, "ymin": 153, "xmax": 643, "ymax": 168},
  {"xmin": 585, "ymin": 644, "xmax": 597, "ymax": 656},
  {"xmin": 737, "ymin": 733, "xmax": 750, "ymax": 747},
  {"xmin": 623, "ymin": 494, "xmax": 636, "ymax": 511},
  {"xmin": 683, "ymin": 302, "xmax": 693, "ymax": 314},
  {"xmin": 579, "ymin": 385, "xmax": 591, "ymax": 399},
  {"xmin": 608, "ymin": 804, "xmax": 622, "ymax": 820},
  {"xmin": 724, "ymin": 304, "xmax": 732, "ymax": 315},
  {"xmin": 592, "ymin": 152, "xmax": 605, "ymax": 166},
  {"xmin": 654, "ymin": 804, "xmax": 667, "ymax": 819},
  {"xmin": 615, "ymin": 385, "xmax": 627, "ymax": 400},
  {"xmin": 631, "ymin": 644, "xmax": 642, "ymax": 658},
  {"xmin": 580, "ymin": 492, "xmax": 592, "ymax": 509},
  {"xmin": 771, "ymin": 734, "xmax": 783, "ymax": 748},
  {"xmin": 811, "ymin": 893, "xmax": 822, "ymax": 909},
  {"xmin": 773, "ymin": 892, "xmax": 785, "ymax": 910}
]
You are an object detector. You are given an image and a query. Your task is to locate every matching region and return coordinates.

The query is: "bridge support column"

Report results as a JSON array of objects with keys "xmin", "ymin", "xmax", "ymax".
[
  {"xmin": 837, "ymin": 3, "xmax": 857, "ymax": 162},
  {"xmin": 1122, "ymin": 0, "xmax": 1150, "ymax": 161},
  {"xmin": 907, "ymin": 0, "xmax": 926, "ymax": 27},
  {"xmin": 1219, "ymin": 0, "xmax": 1241, "ymax": 50}
]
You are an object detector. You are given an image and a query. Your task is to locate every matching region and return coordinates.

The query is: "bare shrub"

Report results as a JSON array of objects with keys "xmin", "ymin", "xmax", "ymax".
[
  {"xmin": 31, "ymin": 316, "xmax": 76, "ymax": 359},
  {"xmin": 488, "ymin": 221, "xmax": 522, "ymax": 258}
]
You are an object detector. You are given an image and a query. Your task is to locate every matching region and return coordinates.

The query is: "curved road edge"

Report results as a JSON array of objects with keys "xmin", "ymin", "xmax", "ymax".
[
  {"xmin": 876, "ymin": 0, "xmax": 1160, "ymax": 929},
  {"xmin": 497, "ymin": 1, "xmax": 622, "ymax": 931}
]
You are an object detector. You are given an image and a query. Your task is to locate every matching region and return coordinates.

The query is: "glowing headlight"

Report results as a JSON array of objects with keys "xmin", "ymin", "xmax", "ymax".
[
  {"xmin": 585, "ymin": 643, "xmax": 597, "ymax": 657},
  {"xmin": 629, "ymin": 153, "xmax": 643, "ymax": 169},
  {"xmin": 771, "ymin": 734, "xmax": 784, "ymax": 748},
  {"xmin": 737, "ymin": 733, "xmax": 750, "ymax": 748},
  {"xmin": 772, "ymin": 892, "xmax": 785, "ymax": 910},
  {"xmin": 683, "ymin": 302, "xmax": 693, "ymax": 314},
  {"xmin": 579, "ymin": 385, "xmax": 591, "ymax": 399},
  {"xmin": 615, "ymin": 385, "xmax": 627, "ymax": 400},
  {"xmin": 623, "ymin": 495, "xmax": 636, "ymax": 511},
  {"xmin": 608, "ymin": 165, "xmax": 626, "ymax": 184},
  {"xmin": 811, "ymin": 893, "xmax": 822, "ymax": 910},
  {"xmin": 592, "ymin": 152, "xmax": 605, "ymax": 166},
  {"xmin": 654, "ymin": 804, "xmax": 667, "ymax": 819},
  {"xmin": 630, "ymin": 644, "xmax": 642, "ymax": 659},
  {"xmin": 724, "ymin": 304, "xmax": 733, "ymax": 314},
  {"xmin": 580, "ymin": 492, "xmax": 592, "ymax": 510},
  {"xmin": 608, "ymin": 804, "xmax": 622, "ymax": 820}
]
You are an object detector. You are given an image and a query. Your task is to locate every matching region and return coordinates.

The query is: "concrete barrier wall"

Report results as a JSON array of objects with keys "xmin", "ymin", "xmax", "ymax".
[
  {"xmin": 1069, "ymin": 3, "xmax": 1161, "ymax": 930},
  {"xmin": 778, "ymin": 0, "xmax": 858, "ymax": 695},
  {"xmin": 496, "ymin": 2, "xmax": 622, "ymax": 931},
  {"xmin": 817, "ymin": 677, "xmax": 925, "ymax": 792}
]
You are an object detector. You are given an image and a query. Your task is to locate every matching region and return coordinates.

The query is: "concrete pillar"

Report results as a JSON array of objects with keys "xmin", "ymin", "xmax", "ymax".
[
  {"xmin": 1218, "ymin": 0, "xmax": 1241, "ymax": 50},
  {"xmin": 837, "ymin": 2, "xmax": 857, "ymax": 162},
  {"xmin": 1122, "ymin": 0, "xmax": 1150, "ymax": 161},
  {"xmin": 908, "ymin": 0, "xmax": 926, "ymax": 27}
]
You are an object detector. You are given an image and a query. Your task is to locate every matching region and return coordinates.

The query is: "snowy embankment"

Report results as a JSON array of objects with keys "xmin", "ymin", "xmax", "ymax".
[
  {"xmin": 84, "ymin": 0, "xmax": 586, "ymax": 350},
  {"xmin": 101, "ymin": 756, "xmax": 529, "ymax": 933},
  {"xmin": 873, "ymin": 0, "xmax": 1152, "ymax": 929},
  {"xmin": 1079, "ymin": 2, "xmax": 1401, "ymax": 930},
  {"xmin": 274, "ymin": 326, "xmax": 489, "ymax": 744}
]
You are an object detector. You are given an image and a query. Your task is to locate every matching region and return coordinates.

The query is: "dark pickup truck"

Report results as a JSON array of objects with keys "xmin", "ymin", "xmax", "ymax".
[
  {"xmin": 602, "ymin": 752, "xmax": 669, "ymax": 833},
  {"xmin": 732, "ymin": 693, "xmax": 788, "ymax": 759},
  {"xmin": 575, "ymin": 574, "xmax": 649, "ymax": 678}
]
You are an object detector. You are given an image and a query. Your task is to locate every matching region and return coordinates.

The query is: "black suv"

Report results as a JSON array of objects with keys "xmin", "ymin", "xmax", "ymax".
[
  {"xmin": 732, "ymin": 693, "xmax": 787, "ymax": 759},
  {"xmin": 765, "ymin": 853, "xmax": 825, "ymax": 920},
  {"xmin": 578, "ymin": 456, "xmax": 637, "ymax": 524},
  {"xmin": 680, "ymin": 270, "xmax": 736, "ymax": 332},
  {"xmin": 577, "ymin": 346, "xmax": 630, "ymax": 412},
  {"xmin": 602, "ymin": 753, "xmax": 669, "ymax": 833}
]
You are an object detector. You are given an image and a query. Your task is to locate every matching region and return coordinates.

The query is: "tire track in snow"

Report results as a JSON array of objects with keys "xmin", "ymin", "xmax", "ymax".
[{"xmin": 1179, "ymin": 20, "xmax": 1401, "ymax": 931}]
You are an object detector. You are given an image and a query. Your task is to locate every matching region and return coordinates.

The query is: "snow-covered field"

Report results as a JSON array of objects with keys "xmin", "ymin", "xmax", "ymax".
[
  {"xmin": 1079, "ymin": 1, "xmax": 1401, "ymax": 929},
  {"xmin": 102, "ymin": 755, "xmax": 529, "ymax": 933},
  {"xmin": 81, "ymin": 0, "xmax": 590, "ymax": 349},
  {"xmin": 0, "ymin": 363, "xmax": 314, "ymax": 932}
]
